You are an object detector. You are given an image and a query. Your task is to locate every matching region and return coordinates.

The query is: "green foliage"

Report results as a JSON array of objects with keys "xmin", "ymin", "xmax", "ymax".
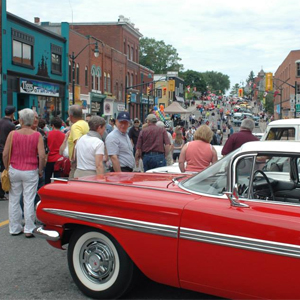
[
  {"xmin": 179, "ymin": 70, "xmax": 207, "ymax": 94},
  {"xmin": 258, "ymin": 92, "xmax": 274, "ymax": 114},
  {"xmin": 230, "ymin": 83, "xmax": 240, "ymax": 96},
  {"xmin": 139, "ymin": 38, "xmax": 184, "ymax": 73},
  {"xmin": 246, "ymin": 71, "xmax": 255, "ymax": 85},
  {"xmin": 202, "ymin": 71, "xmax": 230, "ymax": 94}
]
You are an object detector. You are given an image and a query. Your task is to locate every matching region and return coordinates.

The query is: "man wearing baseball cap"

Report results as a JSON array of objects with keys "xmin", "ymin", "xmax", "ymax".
[
  {"xmin": 0, "ymin": 106, "xmax": 16, "ymax": 199},
  {"xmin": 135, "ymin": 113, "xmax": 170, "ymax": 172},
  {"xmin": 105, "ymin": 111, "xmax": 135, "ymax": 172}
]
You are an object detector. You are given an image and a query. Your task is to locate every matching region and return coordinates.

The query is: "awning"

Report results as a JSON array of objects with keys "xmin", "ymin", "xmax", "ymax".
[{"xmin": 175, "ymin": 96, "xmax": 184, "ymax": 102}]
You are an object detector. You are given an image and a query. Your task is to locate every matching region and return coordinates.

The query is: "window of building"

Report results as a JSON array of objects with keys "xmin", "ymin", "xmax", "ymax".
[
  {"xmin": 12, "ymin": 29, "xmax": 34, "ymax": 68},
  {"xmin": 69, "ymin": 61, "xmax": 72, "ymax": 83},
  {"xmin": 91, "ymin": 67, "xmax": 96, "ymax": 90},
  {"xmin": 51, "ymin": 53, "xmax": 61, "ymax": 73},
  {"xmin": 12, "ymin": 40, "xmax": 33, "ymax": 67},
  {"xmin": 296, "ymin": 62, "xmax": 300, "ymax": 77},
  {"xmin": 120, "ymin": 84, "xmax": 123, "ymax": 100},
  {"xmin": 104, "ymin": 72, "xmax": 107, "ymax": 91},
  {"xmin": 156, "ymin": 89, "xmax": 162, "ymax": 98},
  {"xmin": 85, "ymin": 66, "xmax": 88, "ymax": 86},
  {"xmin": 76, "ymin": 64, "xmax": 80, "ymax": 84},
  {"xmin": 131, "ymin": 73, "xmax": 133, "ymax": 87},
  {"xmin": 51, "ymin": 44, "xmax": 62, "ymax": 74},
  {"xmin": 97, "ymin": 68, "xmax": 101, "ymax": 92},
  {"xmin": 107, "ymin": 73, "xmax": 111, "ymax": 93},
  {"xmin": 127, "ymin": 45, "xmax": 130, "ymax": 59},
  {"xmin": 131, "ymin": 47, "xmax": 134, "ymax": 61}
]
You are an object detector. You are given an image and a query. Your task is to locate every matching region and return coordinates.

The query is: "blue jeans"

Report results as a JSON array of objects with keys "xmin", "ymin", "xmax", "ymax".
[{"xmin": 143, "ymin": 153, "xmax": 166, "ymax": 172}]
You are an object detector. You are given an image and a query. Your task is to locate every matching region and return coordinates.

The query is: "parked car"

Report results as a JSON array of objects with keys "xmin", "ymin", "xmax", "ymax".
[
  {"xmin": 262, "ymin": 118, "xmax": 300, "ymax": 141},
  {"xmin": 34, "ymin": 141, "xmax": 300, "ymax": 299},
  {"xmin": 233, "ymin": 113, "xmax": 259, "ymax": 127}
]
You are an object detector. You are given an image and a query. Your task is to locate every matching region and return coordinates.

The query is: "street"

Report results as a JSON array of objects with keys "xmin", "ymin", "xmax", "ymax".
[{"xmin": 0, "ymin": 200, "xmax": 219, "ymax": 300}]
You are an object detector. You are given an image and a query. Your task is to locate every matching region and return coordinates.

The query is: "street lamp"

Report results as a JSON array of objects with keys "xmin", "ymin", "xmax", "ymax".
[{"xmin": 70, "ymin": 41, "xmax": 99, "ymax": 105}]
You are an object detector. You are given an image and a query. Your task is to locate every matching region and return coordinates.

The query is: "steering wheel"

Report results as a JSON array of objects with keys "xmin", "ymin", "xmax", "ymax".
[{"xmin": 252, "ymin": 169, "xmax": 275, "ymax": 200}]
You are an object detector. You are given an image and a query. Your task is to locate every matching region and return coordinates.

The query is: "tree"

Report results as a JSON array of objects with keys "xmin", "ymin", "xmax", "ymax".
[
  {"xmin": 202, "ymin": 71, "xmax": 230, "ymax": 94},
  {"xmin": 139, "ymin": 37, "xmax": 184, "ymax": 73},
  {"xmin": 230, "ymin": 83, "xmax": 240, "ymax": 96},
  {"xmin": 180, "ymin": 70, "xmax": 207, "ymax": 94},
  {"xmin": 258, "ymin": 92, "xmax": 274, "ymax": 115}
]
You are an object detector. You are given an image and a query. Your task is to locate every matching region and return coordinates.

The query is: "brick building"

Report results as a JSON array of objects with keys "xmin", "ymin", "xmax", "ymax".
[
  {"xmin": 274, "ymin": 50, "xmax": 300, "ymax": 119},
  {"xmin": 68, "ymin": 15, "xmax": 154, "ymax": 120}
]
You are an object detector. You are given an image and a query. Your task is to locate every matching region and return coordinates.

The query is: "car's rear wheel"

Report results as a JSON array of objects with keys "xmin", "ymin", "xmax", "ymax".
[{"xmin": 68, "ymin": 228, "xmax": 135, "ymax": 299}]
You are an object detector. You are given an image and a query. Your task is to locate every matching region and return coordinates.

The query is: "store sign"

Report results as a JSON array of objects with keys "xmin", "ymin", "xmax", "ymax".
[
  {"xmin": 20, "ymin": 78, "xmax": 60, "ymax": 97},
  {"xmin": 118, "ymin": 104, "xmax": 125, "ymax": 111}
]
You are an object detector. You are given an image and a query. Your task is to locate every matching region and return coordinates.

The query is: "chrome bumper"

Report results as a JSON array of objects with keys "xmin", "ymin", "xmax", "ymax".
[{"xmin": 33, "ymin": 226, "xmax": 60, "ymax": 241}]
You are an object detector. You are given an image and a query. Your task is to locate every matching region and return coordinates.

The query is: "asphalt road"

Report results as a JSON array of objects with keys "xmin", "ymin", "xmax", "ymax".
[{"xmin": 0, "ymin": 200, "xmax": 220, "ymax": 300}]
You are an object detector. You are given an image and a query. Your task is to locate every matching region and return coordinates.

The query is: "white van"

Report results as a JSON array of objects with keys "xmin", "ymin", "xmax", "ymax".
[{"xmin": 262, "ymin": 119, "xmax": 300, "ymax": 141}]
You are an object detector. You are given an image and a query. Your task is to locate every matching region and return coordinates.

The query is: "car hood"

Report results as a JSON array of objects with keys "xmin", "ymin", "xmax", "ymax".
[{"xmin": 71, "ymin": 172, "xmax": 192, "ymax": 190}]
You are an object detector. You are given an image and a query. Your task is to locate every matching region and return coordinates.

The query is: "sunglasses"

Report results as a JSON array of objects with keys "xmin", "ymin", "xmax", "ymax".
[{"xmin": 134, "ymin": 121, "xmax": 139, "ymax": 123}]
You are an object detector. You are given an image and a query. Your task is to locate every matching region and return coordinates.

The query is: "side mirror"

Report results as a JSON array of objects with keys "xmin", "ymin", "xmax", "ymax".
[{"xmin": 225, "ymin": 184, "xmax": 249, "ymax": 208}]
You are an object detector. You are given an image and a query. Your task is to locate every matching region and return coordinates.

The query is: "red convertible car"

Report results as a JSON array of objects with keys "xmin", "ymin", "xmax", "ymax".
[{"xmin": 35, "ymin": 141, "xmax": 300, "ymax": 299}]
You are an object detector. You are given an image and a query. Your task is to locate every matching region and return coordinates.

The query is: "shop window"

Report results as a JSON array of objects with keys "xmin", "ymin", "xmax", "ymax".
[
  {"xmin": 12, "ymin": 40, "xmax": 33, "ymax": 67},
  {"xmin": 51, "ymin": 53, "xmax": 61, "ymax": 74},
  {"xmin": 107, "ymin": 73, "xmax": 111, "ymax": 93},
  {"xmin": 76, "ymin": 64, "xmax": 80, "ymax": 84},
  {"xmin": 85, "ymin": 66, "xmax": 88, "ymax": 86},
  {"xmin": 104, "ymin": 72, "xmax": 107, "ymax": 91}
]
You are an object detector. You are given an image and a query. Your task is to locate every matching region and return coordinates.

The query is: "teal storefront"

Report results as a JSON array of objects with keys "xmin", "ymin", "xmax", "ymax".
[{"xmin": 1, "ymin": 4, "xmax": 69, "ymax": 120}]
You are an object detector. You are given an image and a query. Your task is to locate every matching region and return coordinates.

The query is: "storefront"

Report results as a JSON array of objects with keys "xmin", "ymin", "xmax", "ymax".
[{"xmin": 7, "ymin": 75, "xmax": 65, "ymax": 121}]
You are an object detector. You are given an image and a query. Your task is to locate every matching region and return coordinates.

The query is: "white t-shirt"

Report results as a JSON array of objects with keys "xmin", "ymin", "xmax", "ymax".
[{"xmin": 76, "ymin": 134, "xmax": 104, "ymax": 171}]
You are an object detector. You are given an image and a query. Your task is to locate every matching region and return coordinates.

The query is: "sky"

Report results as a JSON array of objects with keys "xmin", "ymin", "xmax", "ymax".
[{"xmin": 6, "ymin": 0, "xmax": 300, "ymax": 92}]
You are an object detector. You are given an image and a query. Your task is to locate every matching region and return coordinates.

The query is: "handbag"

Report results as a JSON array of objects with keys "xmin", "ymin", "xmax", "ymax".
[
  {"xmin": 54, "ymin": 156, "xmax": 71, "ymax": 177},
  {"xmin": 1, "ymin": 132, "xmax": 14, "ymax": 192}
]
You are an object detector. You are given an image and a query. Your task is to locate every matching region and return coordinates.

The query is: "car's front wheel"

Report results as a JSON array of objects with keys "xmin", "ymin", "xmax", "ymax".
[{"xmin": 68, "ymin": 228, "xmax": 135, "ymax": 299}]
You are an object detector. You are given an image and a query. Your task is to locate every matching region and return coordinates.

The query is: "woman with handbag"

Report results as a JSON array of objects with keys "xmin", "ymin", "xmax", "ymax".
[
  {"xmin": 45, "ymin": 117, "xmax": 65, "ymax": 184},
  {"xmin": 3, "ymin": 108, "xmax": 45, "ymax": 238}
]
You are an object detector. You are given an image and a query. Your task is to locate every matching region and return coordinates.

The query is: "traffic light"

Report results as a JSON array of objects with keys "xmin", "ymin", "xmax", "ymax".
[
  {"xmin": 126, "ymin": 94, "xmax": 131, "ymax": 104},
  {"xmin": 265, "ymin": 72, "xmax": 273, "ymax": 91},
  {"xmin": 163, "ymin": 87, "xmax": 167, "ymax": 96},
  {"xmin": 147, "ymin": 87, "xmax": 150, "ymax": 96},
  {"xmin": 238, "ymin": 88, "xmax": 243, "ymax": 97}
]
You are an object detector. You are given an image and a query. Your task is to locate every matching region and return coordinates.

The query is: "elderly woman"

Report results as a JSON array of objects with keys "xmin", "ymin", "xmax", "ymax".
[
  {"xmin": 74, "ymin": 116, "xmax": 106, "ymax": 177},
  {"xmin": 3, "ymin": 108, "xmax": 45, "ymax": 237},
  {"xmin": 179, "ymin": 125, "xmax": 217, "ymax": 173}
]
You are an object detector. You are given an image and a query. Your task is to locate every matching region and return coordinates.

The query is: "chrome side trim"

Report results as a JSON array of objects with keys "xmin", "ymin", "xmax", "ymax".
[
  {"xmin": 69, "ymin": 179, "xmax": 191, "ymax": 195},
  {"xmin": 180, "ymin": 228, "xmax": 300, "ymax": 259},
  {"xmin": 33, "ymin": 226, "xmax": 60, "ymax": 241},
  {"xmin": 43, "ymin": 208, "xmax": 178, "ymax": 238}
]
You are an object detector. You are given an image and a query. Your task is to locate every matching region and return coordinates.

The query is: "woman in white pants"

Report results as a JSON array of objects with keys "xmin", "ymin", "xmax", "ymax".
[{"xmin": 3, "ymin": 108, "xmax": 45, "ymax": 238}]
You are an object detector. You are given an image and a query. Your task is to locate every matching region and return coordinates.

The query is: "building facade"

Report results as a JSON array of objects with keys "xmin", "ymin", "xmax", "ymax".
[
  {"xmin": 274, "ymin": 50, "xmax": 300, "ymax": 119},
  {"xmin": 1, "ymin": 3, "xmax": 69, "ymax": 119}
]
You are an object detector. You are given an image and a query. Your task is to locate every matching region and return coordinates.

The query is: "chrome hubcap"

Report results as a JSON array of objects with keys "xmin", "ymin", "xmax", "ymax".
[{"xmin": 80, "ymin": 239, "xmax": 115, "ymax": 283}]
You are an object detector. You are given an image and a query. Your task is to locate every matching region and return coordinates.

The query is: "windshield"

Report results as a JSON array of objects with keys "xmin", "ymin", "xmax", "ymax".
[{"xmin": 181, "ymin": 149, "xmax": 238, "ymax": 195}]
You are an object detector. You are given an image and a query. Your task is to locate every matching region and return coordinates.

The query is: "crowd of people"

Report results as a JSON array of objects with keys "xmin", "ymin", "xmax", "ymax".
[{"xmin": 0, "ymin": 101, "xmax": 260, "ymax": 237}]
